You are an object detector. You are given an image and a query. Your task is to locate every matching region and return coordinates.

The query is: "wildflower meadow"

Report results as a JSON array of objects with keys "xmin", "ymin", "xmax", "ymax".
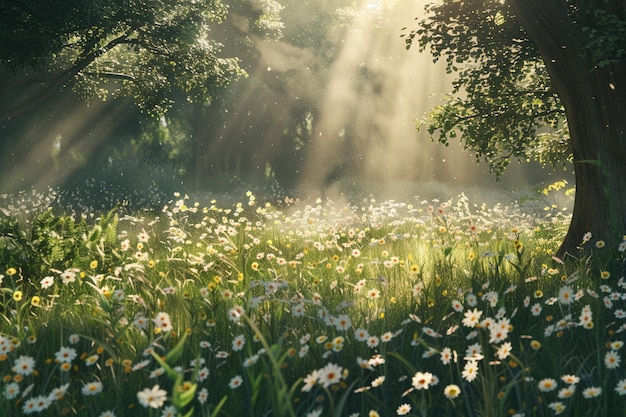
[{"xmin": 1, "ymin": 187, "xmax": 626, "ymax": 417}]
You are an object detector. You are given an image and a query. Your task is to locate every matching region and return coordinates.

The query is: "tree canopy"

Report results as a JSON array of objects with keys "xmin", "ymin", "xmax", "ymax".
[
  {"xmin": 402, "ymin": 0, "xmax": 571, "ymax": 175},
  {"xmin": 406, "ymin": 0, "xmax": 626, "ymax": 257},
  {"xmin": 0, "ymin": 0, "xmax": 248, "ymax": 123}
]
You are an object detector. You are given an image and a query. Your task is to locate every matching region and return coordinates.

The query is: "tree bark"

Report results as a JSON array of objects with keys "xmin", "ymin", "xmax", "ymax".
[{"xmin": 511, "ymin": 0, "xmax": 626, "ymax": 258}]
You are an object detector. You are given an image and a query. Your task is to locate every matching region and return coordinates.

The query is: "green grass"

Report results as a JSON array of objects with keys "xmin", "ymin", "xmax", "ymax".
[{"xmin": 1, "ymin": 189, "xmax": 625, "ymax": 417}]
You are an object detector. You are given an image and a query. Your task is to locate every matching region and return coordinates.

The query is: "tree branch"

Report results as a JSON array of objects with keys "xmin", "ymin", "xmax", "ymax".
[
  {"xmin": 0, "ymin": 33, "xmax": 132, "ymax": 124},
  {"xmin": 81, "ymin": 71, "xmax": 136, "ymax": 81}
]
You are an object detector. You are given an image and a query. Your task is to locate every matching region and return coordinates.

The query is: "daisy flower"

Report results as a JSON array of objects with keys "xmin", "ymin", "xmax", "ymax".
[
  {"xmin": 411, "ymin": 372, "xmax": 433, "ymax": 390},
  {"xmin": 85, "ymin": 354, "xmax": 99, "ymax": 366},
  {"xmin": 132, "ymin": 359, "xmax": 150, "ymax": 371},
  {"xmin": 462, "ymin": 360, "xmax": 478, "ymax": 382},
  {"xmin": 243, "ymin": 355, "xmax": 259, "ymax": 367},
  {"xmin": 232, "ymin": 334, "xmax": 246, "ymax": 351},
  {"xmin": 604, "ymin": 350, "xmax": 621, "ymax": 369},
  {"xmin": 40, "ymin": 276, "xmax": 54, "ymax": 289},
  {"xmin": 197, "ymin": 387, "xmax": 209, "ymax": 404},
  {"xmin": 462, "ymin": 308, "xmax": 482, "ymax": 328},
  {"xmin": 381, "ymin": 331, "xmax": 393, "ymax": 343},
  {"xmin": 229, "ymin": 375, "xmax": 244, "ymax": 389},
  {"xmin": 301, "ymin": 370, "xmax": 319, "ymax": 392},
  {"xmin": 228, "ymin": 307, "xmax": 243, "ymax": 321},
  {"xmin": 335, "ymin": 314, "xmax": 352, "ymax": 331},
  {"xmin": 12, "ymin": 355, "xmax": 35, "ymax": 376},
  {"xmin": 366, "ymin": 335, "xmax": 380, "ymax": 348},
  {"xmin": 582, "ymin": 386, "xmax": 602, "ymax": 398},
  {"xmin": 396, "ymin": 404, "xmax": 411, "ymax": 415},
  {"xmin": 60, "ymin": 269, "xmax": 76, "ymax": 285},
  {"xmin": 538, "ymin": 378, "xmax": 558, "ymax": 392},
  {"xmin": 558, "ymin": 285, "xmax": 575, "ymax": 305},
  {"xmin": 422, "ymin": 327, "xmax": 441, "ymax": 338},
  {"xmin": 149, "ymin": 368, "xmax": 165, "ymax": 379},
  {"xmin": 81, "ymin": 381, "xmax": 104, "ymax": 396},
  {"xmin": 465, "ymin": 293, "xmax": 477, "ymax": 307},
  {"xmin": 196, "ymin": 367, "xmax": 210, "ymax": 381},
  {"xmin": 558, "ymin": 386, "xmax": 576, "ymax": 399},
  {"xmin": 160, "ymin": 405, "xmax": 177, "ymax": 417},
  {"xmin": 291, "ymin": 304, "xmax": 305, "ymax": 317},
  {"xmin": 23, "ymin": 395, "xmax": 52, "ymax": 414},
  {"xmin": 548, "ymin": 402, "xmax": 566, "ymax": 415},
  {"xmin": 4, "ymin": 382, "xmax": 20, "ymax": 400},
  {"xmin": 488, "ymin": 321, "xmax": 509, "ymax": 344},
  {"xmin": 412, "ymin": 282, "xmax": 424, "ymax": 296},
  {"xmin": 354, "ymin": 328, "xmax": 369, "ymax": 342},
  {"xmin": 138, "ymin": 230, "xmax": 150, "ymax": 243},
  {"xmin": 561, "ymin": 374, "xmax": 580, "ymax": 385},
  {"xmin": 318, "ymin": 363, "xmax": 343, "ymax": 388},
  {"xmin": 495, "ymin": 342, "xmax": 512, "ymax": 360},
  {"xmin": 357, "ymin": 356, "xmax": 373, "ymax": 370},
  {"xmin": 371, "ymin": 376, "xmax": 385, "ymax": 387},
  {"xmin": 440, "ymin": 347, "xmax": 453, "ymax": 365},
  {"xmin": 299, "ymin": 345, "xmax": 310, "ymax": 358},
  {"xmin": 367, "ymin": 288, "xmax": 380, "ymax": 299},
  {"xmin": 55, "ymin": 346, "xmax": 77, "ymax": 363},
  {"xmin": 444, "ymin": 384, "xmax": 461, "ymax": 399},
  {"xmin": 531, "ymin": 303, "xmax": 542, "ymax": 316},
  {"xmin": 368, "ymin": 355, "xmax": 384, "ymax": 367},
  {"xmin": 465, "ymin": 342, "xmax": 482, "ymax": 359},
  {"xmin": 153, "ymin": 312, "xmax": 172, "ymax": 332},
  {"xmin": 137, "ymin": 385, "xmax": 167, "ymax": 408}
]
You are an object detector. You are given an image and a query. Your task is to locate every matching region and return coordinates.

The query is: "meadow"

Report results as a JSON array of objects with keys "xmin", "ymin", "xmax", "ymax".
[{"xmin": 1, "ymin": 186, "xmax": 625, "ymax": 417}]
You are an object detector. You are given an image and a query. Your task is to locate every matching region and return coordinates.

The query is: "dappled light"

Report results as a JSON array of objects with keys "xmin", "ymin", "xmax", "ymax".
[
  {"xmin": 2, "ymin": 99, "xmax": 129, "ymax": 193},
  {"xmin": 2, "ymin": 0, "xmax": 624, "ymax": 416},
  {"xmin": 0, "ymin": 0, "xmax": 562, "ymax": 202}
]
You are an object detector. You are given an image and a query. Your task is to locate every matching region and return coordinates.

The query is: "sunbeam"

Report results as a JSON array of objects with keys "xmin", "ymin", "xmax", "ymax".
[{"xmin": 297, "ymin": 0, "xmax": 553, "ymax": 202}]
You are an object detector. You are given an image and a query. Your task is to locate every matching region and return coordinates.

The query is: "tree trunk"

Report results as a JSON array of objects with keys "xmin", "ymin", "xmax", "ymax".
[{"xmin": 512, "ymin": 0, "xmax": 626, "ymax": 258}]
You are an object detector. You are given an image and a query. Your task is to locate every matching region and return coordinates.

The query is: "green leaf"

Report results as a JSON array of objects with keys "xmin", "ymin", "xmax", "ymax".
[
  {"xmin": 151, "ymin": 352, "xmax": 179, "ymax": 381},
  {"xmin": 172, "ymin": 375, "xmax": 197, "ymax": 409},
  {"xmin": 165, "ymin": 330, "xmax": 189, "ymax": 364}
]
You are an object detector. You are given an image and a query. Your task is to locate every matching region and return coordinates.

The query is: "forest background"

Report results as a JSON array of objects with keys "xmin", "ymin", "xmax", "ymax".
[{"xmin": 0, "ymin": 0, "xmax": 566, "ymax": 209}]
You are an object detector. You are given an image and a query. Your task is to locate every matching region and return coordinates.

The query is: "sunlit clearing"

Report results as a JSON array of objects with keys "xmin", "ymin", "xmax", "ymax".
[{"xmin": 299, "ymin": 1, "xmax": 465, "ymax": 200}]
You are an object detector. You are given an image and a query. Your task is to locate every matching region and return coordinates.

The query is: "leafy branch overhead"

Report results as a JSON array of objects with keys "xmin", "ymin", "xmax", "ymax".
[
  {"xmin": 401, "ymin": 0, "xmax": 570, "ymax": 175},
  {"xmin": 0, "ymin": 0, "xmax": 249, "ymax": 121}
]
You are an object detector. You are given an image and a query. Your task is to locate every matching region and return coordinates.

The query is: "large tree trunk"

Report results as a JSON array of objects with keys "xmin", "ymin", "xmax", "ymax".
[{"xmin": 512, "ymin": 0, "xmax": 626, "ymax": 258}]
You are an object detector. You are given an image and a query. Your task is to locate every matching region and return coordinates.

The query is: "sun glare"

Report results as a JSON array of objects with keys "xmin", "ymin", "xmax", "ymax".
[{"xmin": 300, "ymin": 0, "xmax": 457, "ymax": 200}]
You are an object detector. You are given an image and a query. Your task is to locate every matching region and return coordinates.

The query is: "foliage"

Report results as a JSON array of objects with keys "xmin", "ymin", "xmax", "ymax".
[
  {"xmin": 4, "ymin": 188, "xmax": 626, "ymax": 416},
  {"xmin": 401, "ymin": 0, "xmax": 624, "ymax": 175},
  {"xmin": 580, "ymin": 6, "xmax": 626, "ymax": 68},
  {"xmin": 0, "ymin": 0, "xmax": 245, "ymax": 120},
  {"xmin": 0, "ymin": 205, "xmax": 119, "ymax": 293}
]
